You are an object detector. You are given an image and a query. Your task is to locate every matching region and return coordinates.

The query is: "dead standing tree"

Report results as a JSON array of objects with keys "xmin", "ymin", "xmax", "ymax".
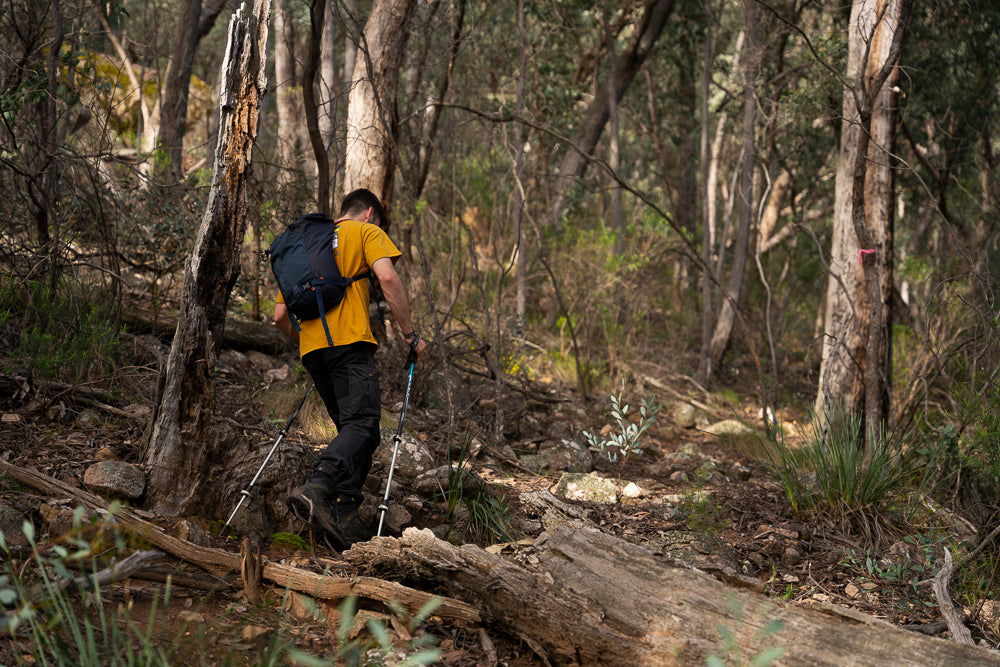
[{"xmin": 144, "ymin": 0, "xmax": 272, "ymax": 516}]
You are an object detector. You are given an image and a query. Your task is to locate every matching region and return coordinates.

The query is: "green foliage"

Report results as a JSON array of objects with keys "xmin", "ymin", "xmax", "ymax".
[
  {"xmin": 706, "ymin": 596, "xmax": 787, "ymax": 667},
  {"xmin": 754, "ymin": 405, "xmax": 904, "ymax": 538},
  {"xmin": 583, "ymin": 381, "xmax": 661, "ymax": 468},
  {"xmin": 676, "ymin": 490, "xmax": 729, "ymax": 536},
  {"xmin": 0, "ymin": 509, "xmax": 440, "ymax": 666},
  {"xmin": 440, "ymin": 433, "xmax": 516, "ymax": 546},
  {"xmin": 839, "ymin": 541, "xmax": 940, "ymax": 612},
  {"xmin": 0, "ymin": 276, "xmax": 121, "ymax": 382},
  {"xmin": 269, "ymin": 532, "xmax": 309, "ymax": 551},
  {"xmin": 0, "ymin": 511, "xmax": 174, "ymax": 666},
  {"xmin": 322, "ymin": 596, "xmax": 442, "ymax": 667}
]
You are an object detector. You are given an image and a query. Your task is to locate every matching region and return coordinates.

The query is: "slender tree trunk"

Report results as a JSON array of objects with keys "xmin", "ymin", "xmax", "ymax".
[
  {"xmin": 606, "ymin": 17, "xmax": 624, "ymax": 258},
  {"xmin": 144, "ymin": 0, "xmax": 271, "ymax": 517},
  {"xmin": 157, "ymin": 0, "xmax": 202, "ymax": 183},
  {"xmin": 514, "ymin": 0, "xmax": 527, "ymax": 322},
  {"xmin": 274, "ymin": 0, "xmax": 303, "ymax": 186},
  {"xmin": 547, "ymin": 0, "xmax": 675, "ymax": 227},
  {"xmin": 698, "ymin": 0, "xmax": 714, "ymax": 381},
  {"xmin": 319, "ymin": 0, "xmax": 338, "ymax": 198},
  {"xmin": 343, "ymin": 0, "xmax": 419, "ymax": 211},
  {"xmin": 303, "ymin": 0, "xmax": 331, "ymax": 213},
  {"xmin": 707, "ymin": 0, "xmax": 758, "ymax": 375},
  {"xmin": 816, "ymin": 0, "xmax": 910, "ymax": 446}
]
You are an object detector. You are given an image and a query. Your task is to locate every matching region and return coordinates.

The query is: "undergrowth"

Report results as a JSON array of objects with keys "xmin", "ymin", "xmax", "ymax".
[{"xmin": 0, "ymin": 507, "xmax": 442, "ymax": 666}]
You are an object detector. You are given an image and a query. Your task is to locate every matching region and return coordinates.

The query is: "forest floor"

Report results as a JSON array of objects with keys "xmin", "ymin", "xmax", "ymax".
[{"xmin": 0, "ymin": 335, "xmax": 974, "ymax": 665}]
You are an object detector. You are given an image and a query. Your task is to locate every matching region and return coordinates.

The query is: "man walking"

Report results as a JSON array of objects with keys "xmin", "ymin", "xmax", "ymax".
[{"xmin": 274, "ymin": 188, "xmax": 426, "ymax": 550}]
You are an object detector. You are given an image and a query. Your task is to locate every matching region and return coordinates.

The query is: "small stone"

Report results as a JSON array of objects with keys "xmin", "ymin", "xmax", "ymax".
[
  {"xmin": 783, "ymin": 547, "xmax": 802, "ymax": 567},
  {"xmin": 241, "ymin": 625, "xmax": 270, "ymax": 642},
  {"xmin": 177, "ymin": 610, "xmax": 205, "ymax": 624},
  {"xmin": 621, "ymin": 482, "xmax": 643, "ymax": 498}
]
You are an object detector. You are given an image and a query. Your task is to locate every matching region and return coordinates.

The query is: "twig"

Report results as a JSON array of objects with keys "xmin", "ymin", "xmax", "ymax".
[{"xmin": 54, "ymin": 550, "xmax": 164, "ymax": 594}]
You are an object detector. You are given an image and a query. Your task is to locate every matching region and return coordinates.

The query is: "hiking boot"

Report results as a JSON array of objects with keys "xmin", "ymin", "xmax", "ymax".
[
  {"xmin": 335, "ymin": 504, "xmax": 374, "ymax": 547},
  {"xmin": 286, "ymin": 479, "xmax": 350, "ymax": 549}
]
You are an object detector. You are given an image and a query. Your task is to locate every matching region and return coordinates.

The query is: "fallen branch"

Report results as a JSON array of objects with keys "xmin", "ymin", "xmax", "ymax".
[
  {"xmin": 55, "ymin": 550, "xmax": 164, "ymax": 594},
  {"xmin": 0, "ymin": 460, "xmax": 479, "ymax": 623},
  {"xmin": 932, "ymin": 547, "xmax": 975, "ymax": 645}
]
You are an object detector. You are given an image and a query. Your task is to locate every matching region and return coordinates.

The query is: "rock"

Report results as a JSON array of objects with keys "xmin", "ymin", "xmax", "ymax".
[
  {"xmin": 39, "ymin": 503, "xmax": 83, "ymax": 537},
  {"xmin": 123, "ymin": 404, "xmax": 151, "ymax": 420},
  {"xmin": 266, "ymin": 365, "xmax": 291, "ymax": 382},
  {"xmin": 672, "ymin": 402, "xmax": 698, "ymax": 429},
  {"xmin": 621, "ymin": 482, "xmax": 644, "ymax": 499},
  {"xmin": 375, "ymin": 431, "xmax": 435, "ymax": 481},
  {"xmin": 411, "ymin": 465, "xmax": 485, "ymax": 497},
  {"xmin": 703, "ymin": 419, "xmax": 755, "ymax": 437},
  {"xmin": 0, "ymin": 502, "xmax": 29, "ymax": 548},
  {"xmin": 38, "ymin": 503, "xmax": 115, "ymax": 545},
  {"xmin": 377, "ymin": 503, "xmax": 412, "ymax": 536},
  {"xmin": 246, "ymin": 350, "xmax": 275, "ymax": 372},
  {"xmin": 75, "ymin": 408, "xmax": 103, "ymax": 426},
  {"xmin": 83, "ymin": 460, "xmax": 146, "ymax": 499},
  {"xmin": 551, "ymin": 472, "xmax": 618, "ymax": 504},
  {"xmin": 96, "ymin": 447, "xmax": 119, "ymax": 461},
  {"xmin": 177, "ymin": 610, "xmax": 205, "ymax": 624},
  {"xmin": 649, "ymin": 530, "xmax": 742, "ymax": 573},
  {"xmin": 219, "ymin": 349, "xmax": 253, "ymax": 379},
  {"xmin": 783, "ymin": 547, "xmax": 802, "ymax": 567},
  {"xmin": 520, "ymin": 439, "xmax": 593, "ymax": 474},
  {"xmin": 241, "ymin": 625, "xmax": 271, "ymax": 642},
  {"xmin": 174, "ymin": 519, "xmax": 211, "ymax": 547}
]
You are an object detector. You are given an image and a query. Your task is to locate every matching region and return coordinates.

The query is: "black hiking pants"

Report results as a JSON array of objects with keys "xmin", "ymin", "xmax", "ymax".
[{"xmin": 301, "ymin": 342, "xmax": 381, "ymax": 507}]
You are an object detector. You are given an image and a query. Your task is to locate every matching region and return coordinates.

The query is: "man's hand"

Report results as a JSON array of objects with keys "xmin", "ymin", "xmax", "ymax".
[{"xmin": 273, "ymin": 302, "xmax": 300, "ymax": 344}]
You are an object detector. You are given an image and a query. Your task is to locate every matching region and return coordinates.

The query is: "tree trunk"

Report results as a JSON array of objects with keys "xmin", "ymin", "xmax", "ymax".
[
  {"xmin": 157, "ymin": 0, "xmax": 202, "ymax": 183},
  {"xmin": 345, "ymin": 522, "xmax": 1000, "ymax": 666},
  {"xmin": 514, "ymin": 0, "xmax": 527, "ymax": 322},
  {"xmin": 707, "ymin": 0, "xmax": 759, "ymax": 376},
  {"xmin": 144, "ymin": 0, "xmax": 271, "ymax": 517},
  {"xmin": 343, "ymin": 0, "xmax": 419, "ymax": 210},
  {"xmin": 816, "ymin": 0, "xmax": 909, "ymax": 442},
  {"xmin": 274, "ymin": 0, "xmax": 305, "ymax": 186},
  {"xmin": 303, "ymin": 0, "xmax": 332, "ymax": 213},
  {"xmin": 547, "ymin": 0, "xmax": 675, "ymax": 227}
]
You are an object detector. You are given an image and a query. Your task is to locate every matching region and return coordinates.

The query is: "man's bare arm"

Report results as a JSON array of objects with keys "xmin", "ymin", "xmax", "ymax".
[{"xmin": 372, "ymin": 257, "xmax": 426, "ymax": 362}]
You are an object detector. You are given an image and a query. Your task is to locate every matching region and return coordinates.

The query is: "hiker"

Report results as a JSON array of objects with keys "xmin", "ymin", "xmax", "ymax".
[{"xmin": 273, "ymin": 188, "xmax": 426, "ymax": 550}]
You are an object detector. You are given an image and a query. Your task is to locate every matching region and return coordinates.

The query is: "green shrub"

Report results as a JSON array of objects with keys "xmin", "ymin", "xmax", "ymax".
[
  {"xmin": 0, "ymin": 277, "xmax": 121, "ymax": 382},
  {"xmin": 583, "ymin": 380, "xmax": 661, "ymax": 477},
  {"xmin": 755, "ymin": 404, "xmax": 904, "ymax": 541}
]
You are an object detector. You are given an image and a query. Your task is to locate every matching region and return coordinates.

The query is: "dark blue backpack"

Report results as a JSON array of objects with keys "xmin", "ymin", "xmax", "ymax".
[{"xmin": 269, "ymin": 213, "xmax": 370, "ymax": 346}]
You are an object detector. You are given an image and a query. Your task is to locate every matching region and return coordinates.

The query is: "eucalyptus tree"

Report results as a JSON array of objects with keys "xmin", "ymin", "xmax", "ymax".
[{"xmin": 816, "ymin": 0, "xmax": 910, "ymax": 443}]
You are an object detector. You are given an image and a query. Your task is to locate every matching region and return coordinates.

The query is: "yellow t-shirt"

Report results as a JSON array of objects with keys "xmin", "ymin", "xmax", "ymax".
[{"xmin": 277, "ymin": 219, "xmax": 401, "ymax": 358}]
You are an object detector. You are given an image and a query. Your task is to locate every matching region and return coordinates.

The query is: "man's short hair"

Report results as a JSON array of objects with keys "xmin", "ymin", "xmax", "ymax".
[{"xmin": 339, "ymin": 188, "xmax": 388, "ymax": 231}]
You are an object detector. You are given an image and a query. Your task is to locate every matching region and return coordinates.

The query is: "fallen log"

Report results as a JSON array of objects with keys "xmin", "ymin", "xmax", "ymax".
[
  {"xmin": 0, "ymin": 460, "xmax": 478, "ymax": 623},
  {"xmin": 345, "ymin": 524, "xmax": 1000, "ymax": 666},
  {"xmin": 122, "ymin": 304, "xmax": 292, "ymax": 354}
]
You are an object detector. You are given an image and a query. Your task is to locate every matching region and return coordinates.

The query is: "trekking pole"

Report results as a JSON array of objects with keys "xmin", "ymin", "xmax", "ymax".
[
  {"xmin": 220, "ymin": 383, "xmax": 315, "ymax": 536},
  {"xmin": 377, "ymin": 345, "xmax": 418, "ymax": 537}
]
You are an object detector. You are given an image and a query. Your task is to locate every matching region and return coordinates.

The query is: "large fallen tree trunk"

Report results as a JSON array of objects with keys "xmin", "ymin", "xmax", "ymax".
[{"xmin": 345, "ymin": 525, "xmax": 1000, "ymax": 666}]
